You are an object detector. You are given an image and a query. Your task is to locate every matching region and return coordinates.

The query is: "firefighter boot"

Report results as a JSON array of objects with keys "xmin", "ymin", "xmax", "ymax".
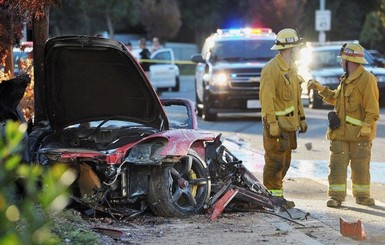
[
  {"xmin": 283, "ymin": 198, "xmax": 295, "ymax": 209},
  {"xmin": 327, "ymin": 198, "xmax": 341, "ymax": 207},
  {"xmin": 356, "ymin": 197, "xmax": 375, "ymax": 206}
]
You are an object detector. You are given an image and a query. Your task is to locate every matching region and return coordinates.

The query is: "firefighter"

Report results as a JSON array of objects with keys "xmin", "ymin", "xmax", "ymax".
[
  {"xmin": 260, "ymin": 28, "xmax": 308, "ymax": 209},
  {"xmin": 308, "ymin": 43, "xmax": 379, "ymax": 207}
]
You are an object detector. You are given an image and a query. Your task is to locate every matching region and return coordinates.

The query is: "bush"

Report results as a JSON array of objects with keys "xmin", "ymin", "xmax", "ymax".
[{"xmin": 0, "ymin": 121, "xmax": 76, "ymax": 245}]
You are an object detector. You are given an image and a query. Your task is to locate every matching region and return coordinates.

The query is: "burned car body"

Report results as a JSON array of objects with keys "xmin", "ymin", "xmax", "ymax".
[
  {"xmin": 27, "ymin": 36, "xmax": 285, "ymax": 219},
  {"xmin": 1, "ymin": 75, "xmax": 31, "ymax": 161},
  {"xmin": 0, "ymin": 75, "xmax": 30, "ymax": 123}
]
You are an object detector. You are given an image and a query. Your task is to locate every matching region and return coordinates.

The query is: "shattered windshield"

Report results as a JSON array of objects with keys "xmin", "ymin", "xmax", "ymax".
[{"xmin": 210, "ymin": 39, "xmax": 277, "ymax": 62}]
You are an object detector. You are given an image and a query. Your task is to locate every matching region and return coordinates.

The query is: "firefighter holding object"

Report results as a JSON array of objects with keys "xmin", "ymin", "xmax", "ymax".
[
  {"xmin": 308, "ymin": 43, "xmax": 379, "ymax": 207},
  {"xmin": 260, "ymin": 28, "xmax": 307, "ymax": 209}
]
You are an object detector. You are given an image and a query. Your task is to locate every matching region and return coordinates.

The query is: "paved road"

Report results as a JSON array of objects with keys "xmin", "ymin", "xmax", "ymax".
[
  {"xmin": 157, "ymin": 75, "xmax": 385, "ymax": 244},
  {"xmin": 160, "ymin": 75, "xmax": 385, "ymax": 164}
]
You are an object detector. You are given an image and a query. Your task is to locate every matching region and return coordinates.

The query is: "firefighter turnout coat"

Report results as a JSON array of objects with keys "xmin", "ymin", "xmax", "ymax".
[
  {"xmin": 260, "ymin": 53, "xmax": 306, "ymax": 197},
  {"xmin": 320, "ymin": 65, "xmax": 379, "ymax": 141},
  {"xmin": 318, "ymin": 65, "xmax": 379, "ymax": 201}
]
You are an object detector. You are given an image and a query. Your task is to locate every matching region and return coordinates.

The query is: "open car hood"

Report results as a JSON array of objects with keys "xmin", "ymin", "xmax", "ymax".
[{"xmin": 42, "ymin": 36, "xmax": 168, "ymax": 130}]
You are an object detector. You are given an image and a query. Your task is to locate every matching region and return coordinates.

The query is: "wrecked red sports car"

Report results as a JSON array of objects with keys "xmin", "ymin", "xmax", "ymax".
[
  {"xmin": 25, "ymin": 36, "xmax": 218, "ymax": 218},
  {"xmin": 21, "ymin": 36, "xmax": 285, "ymax": 219}
]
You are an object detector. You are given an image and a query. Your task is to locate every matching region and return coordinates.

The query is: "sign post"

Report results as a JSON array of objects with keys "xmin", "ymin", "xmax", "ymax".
[{"xmin": 316, "ymin": 10, "xmax": 331, "ymax": 43}]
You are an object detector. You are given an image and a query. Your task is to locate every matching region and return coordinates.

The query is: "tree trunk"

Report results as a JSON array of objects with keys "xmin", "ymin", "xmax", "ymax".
[
  {"xmin": 4, "ymin": 44, "xmax": 14, "ymax": 76},
  {"xmin": 32, "ymin": 6, "xmax": 50, "ymax": 122}
]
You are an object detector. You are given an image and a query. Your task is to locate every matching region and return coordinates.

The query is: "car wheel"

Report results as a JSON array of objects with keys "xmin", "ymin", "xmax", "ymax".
[
  {"xmin": 202, "ymin": 90, "xmax": 217, "ymax": 121},
  {"xmin": 202, "ymin": 106, "xmax": 217, "ymax": 121},
  {"xmin": 195, "ymin": 91, "xmax": 203, "ymax": 117},
  {"xmin": 195, "ymin": 80, "xmax": 203, "ymax": 117},
  {"xmin": 308, "ymin": 89, "xmax": 322, "ymax": 109},
  {"xmin": 148, "ymin": 150, "xmax": 211, "ymax": 217},
  {"xmin": 171, "ymin": 76, "xmax": 180, "ymax": 92}
]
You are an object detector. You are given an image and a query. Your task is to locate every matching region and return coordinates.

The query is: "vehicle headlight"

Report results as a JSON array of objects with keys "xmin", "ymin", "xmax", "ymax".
[
  {"xmin": 125, "ymin": 141, "xmax": 166, "ymax": 164},
  {"xmin": 316, "ymin": 76, "xmax": 340, "ymax": 85},
  {"xmin": 210, "ymin": 73, "xmax": 228, "ymax": 86},
  {"xmin": 376, "ymin": 75, "xmax": 385, "ymax": 83}
]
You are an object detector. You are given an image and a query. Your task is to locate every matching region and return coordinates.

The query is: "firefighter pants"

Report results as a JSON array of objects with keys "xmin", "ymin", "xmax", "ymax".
[
  {"xmin": 263, "ymin": 125, "xmax": 297, "ymax": 197},
  {"xmin": 328, "ymin": 140, "xmax": 372, "ymax": 201}
]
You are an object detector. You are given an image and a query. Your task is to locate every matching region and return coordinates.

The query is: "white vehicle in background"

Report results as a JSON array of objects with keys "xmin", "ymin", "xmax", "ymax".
[
  {"xmin": 298, "ymin": 42, "xmax": 385, "ymax": 108},
  {"xmin": 131, "ymin": 48, "xmax": 180, "ymax": 92}
]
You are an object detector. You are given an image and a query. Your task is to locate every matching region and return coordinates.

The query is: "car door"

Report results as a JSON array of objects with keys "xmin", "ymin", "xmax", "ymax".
[
  {"xmin": 161, "ymin": 98, "xmax": 197, "ymax": 129},
  {"xmin": 149, "ymin": 48, "xmax": 177, "ymax": 90}
]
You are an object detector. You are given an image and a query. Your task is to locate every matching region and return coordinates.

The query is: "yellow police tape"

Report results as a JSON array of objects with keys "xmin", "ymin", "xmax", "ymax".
[{"xmin": 138, "ymin": 59, "xmax": 195, "ymax": 65}]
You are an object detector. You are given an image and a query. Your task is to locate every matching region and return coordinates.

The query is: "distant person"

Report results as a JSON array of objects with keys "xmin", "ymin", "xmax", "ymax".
[
  {"xmin": 138, "ymin": 38, "xmax": 151, "ymax": 73},
  {"xmin": 23, "ymin": 105, "xmax": 33, "ymax": 122},
  {"xmin": 259, "ymin": 28, "xmax": 308, "ymax": 209},
  {"xmin": 308, "ymin": 43, "xmax": 379, "ymax": 207},
  {"xmin": 125, "ymin": 41, "xmax": 133, "ymax": 51},
  {"xmin": 151, "ymin": 37, "xmax": 163, "ymax": 53}
]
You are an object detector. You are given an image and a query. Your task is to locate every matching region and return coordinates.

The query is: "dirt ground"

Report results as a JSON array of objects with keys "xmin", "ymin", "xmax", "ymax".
[{"xmin": 74, "ymin": 174, "xmax": 385, "ymax": 245}]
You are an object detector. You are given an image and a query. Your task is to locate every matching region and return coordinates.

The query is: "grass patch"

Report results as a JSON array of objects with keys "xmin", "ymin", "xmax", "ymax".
[{"xmin": 51, "ymin": 209, "xmax": 100, "ymax": 244}]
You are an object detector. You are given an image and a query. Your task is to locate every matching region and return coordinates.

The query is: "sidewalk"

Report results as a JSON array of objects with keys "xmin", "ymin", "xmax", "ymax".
[
  {"xmin": 111, "ymin": 175, "xmax": 385, "ymax": 244},
  {"xmin": 283, "ymin": 176, "xmax": 385, "ymax": 244}
]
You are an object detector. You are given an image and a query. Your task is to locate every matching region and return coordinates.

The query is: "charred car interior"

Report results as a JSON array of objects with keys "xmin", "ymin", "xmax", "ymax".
[{"xmin": 2, "ymin": 36, "xmax": 292, "ymax": 221}]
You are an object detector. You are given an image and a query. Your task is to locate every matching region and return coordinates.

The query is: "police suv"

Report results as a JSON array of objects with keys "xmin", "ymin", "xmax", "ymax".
[{"xmin": 191, "ymin": 28, "xmax": 277, "ymax": 121}]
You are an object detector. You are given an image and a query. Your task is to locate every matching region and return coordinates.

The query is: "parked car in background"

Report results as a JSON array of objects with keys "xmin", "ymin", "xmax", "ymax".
[
  {"xmin": 14, "ymin": 42, "xmax": 33, "ymax": 75},
  {"xmin": 298, "ymin": 42, "xmax": 385, "ymax": 108},
  {"xmin": 131, "ymin": 48, "xmax": 180, "ymax": 92},
  {"xmin": 0, "ymin": 43, "xmax": 33, "ymax": 76},
  {"xmin": 368, "ymin": 49, "xmax": 385, "ymax": 68},
  {"xmin": 191, "ymin": 28, "xmax": 277, "ymax": 121}
]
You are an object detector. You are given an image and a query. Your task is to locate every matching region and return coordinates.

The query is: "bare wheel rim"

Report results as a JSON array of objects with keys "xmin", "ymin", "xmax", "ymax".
[{"xmin": 168, "ymin": 154, "xmax": 209, "ymax": 211}]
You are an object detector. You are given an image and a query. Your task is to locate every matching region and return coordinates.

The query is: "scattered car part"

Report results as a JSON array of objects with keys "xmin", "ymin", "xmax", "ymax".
[
  {"xmin": 340, "ymin": 217, "xmax": 366, "ymax": 240},
  {"xmin": 205, "ymin": 138, "xmax": 291, "ymax": 221}
]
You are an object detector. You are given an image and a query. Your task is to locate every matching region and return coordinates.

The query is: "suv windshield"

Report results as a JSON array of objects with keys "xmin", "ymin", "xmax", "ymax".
[
  {"xmin": 210, "ymin": 39, "xmax": 277, "ymax": 62},
  {"xmin": 309, "ymin": 49, "xmax": 375, "ymax": 69}
]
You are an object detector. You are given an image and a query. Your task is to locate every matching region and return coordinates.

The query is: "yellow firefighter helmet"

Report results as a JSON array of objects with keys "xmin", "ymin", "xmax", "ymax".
[
  {"xmin": 339, "ymin": 43, "xmax": 368, "ymax": 64},
  {"xmin": 271, "ymin": 28, "xmax": 304, "ymax": 50}
]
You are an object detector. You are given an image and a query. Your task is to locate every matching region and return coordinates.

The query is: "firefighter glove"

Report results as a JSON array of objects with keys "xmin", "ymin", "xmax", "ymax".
[
  {"xmin": 308, "ymin": 80, "xmax": 325, "ymax": 92},
  {"xmin": 299, "ymin": 120, "xmax": 308, "ymax": 133},
  {"xmin": 269, "ymin": 121, "xmax": 281, "ymax": 137},
  {"xmin": 357, "ymin": 125, "xmax": 371, "ymax": 137}
]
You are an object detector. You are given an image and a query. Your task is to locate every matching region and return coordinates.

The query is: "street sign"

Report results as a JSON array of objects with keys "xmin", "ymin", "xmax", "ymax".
[{"xmin": 315, "ymin": 10, "xmax": 331, "ymax": 31}]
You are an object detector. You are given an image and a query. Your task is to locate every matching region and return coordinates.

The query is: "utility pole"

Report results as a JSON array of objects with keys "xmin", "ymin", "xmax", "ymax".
[{"xmin": 318, "ymin": 0, "xmax": 326, "ymax": 43}]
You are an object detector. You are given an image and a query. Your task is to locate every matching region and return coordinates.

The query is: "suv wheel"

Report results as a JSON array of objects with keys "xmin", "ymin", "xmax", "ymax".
[
  {"xmin": 195, "ymin": 91, "xmax": 203, "ymax": 117},
  {"xmin": 147, "ymin": 150, "xmax": 211, "ymax": 217},
  {"xmin": 202, "ymin": 106, "xmax": 217, "ymax": 121},
  {"xmin": 202, "ymin": 91, "xmax": 217, "ymax": 121},
  {"xmin": 194, "ymin": 79, "xmax": 203, "ymax": 117},
  {"xmin": 172, "ymin": 76, "xmax": 180, "ymax": 92}
]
